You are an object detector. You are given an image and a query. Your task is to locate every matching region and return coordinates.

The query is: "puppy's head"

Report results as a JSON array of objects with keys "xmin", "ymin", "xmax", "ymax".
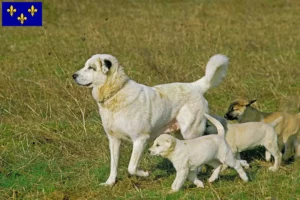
[
  {"xmin": 149, "ymin": 134, "xmax": 176, "ymax": 158},
  {"xmin": 224, "ymin": 99, "xmax": 256, "ymax": 120},
  {"xmin": 72, "ymin": 54, "xmax": 118, "ymax": 88}
]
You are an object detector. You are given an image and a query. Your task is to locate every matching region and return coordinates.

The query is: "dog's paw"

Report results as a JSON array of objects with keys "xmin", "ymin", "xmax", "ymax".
[
  {"xmin": 136, "ymin": 170, "xmax": 149, "ymax": 177},
  {"xmin": 239, "ymin": 160, "xmax": 250, "ymax": 169},
  {"xmin": 168, "ymin": 189, "xmax": 178, "ymax": 194},
  {"xmin": 195, "ymin": 180, "xmax": 204, "ymax": 188},
  {"xmin": 100, "ymin": 181, "xmax": 115, "ymax": 187},
  {"xmin": 268, "ymin": 166, "xmax": 279, "ymax": 172},
  {"xmin": 208, "ymin": 176, "xmax": 218, "ymax": 183},
  {"xmin": 240, "ymin": 174, "xmax": 249, "ymax": 182}
]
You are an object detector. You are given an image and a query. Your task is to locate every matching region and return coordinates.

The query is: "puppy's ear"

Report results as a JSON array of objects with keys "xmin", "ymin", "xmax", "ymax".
[
  {"xmin": 247, "ymin": 99, "xmax": 257, "ymax": 106},
  {"xmin": 101, "ymin": 59, "xmax": 112, "ymax": 74},
  {"xmin": 166, "ymin": 137, "xmax": 176, "ymax": 146}
]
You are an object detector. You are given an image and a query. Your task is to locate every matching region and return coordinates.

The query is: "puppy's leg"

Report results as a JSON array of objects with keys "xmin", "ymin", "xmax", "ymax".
[
  {"xmin": 171, "ymin": 169, "xmax": 189, "ymax": 192},
  {"xmin": 265, "ymin": 151, "xmax": 271, "ymax": 162},
  {"xmin": 282, "ymin": 135, "xmax": 296, "ymax": 161},
  {"xmin": 264, "ymin": 139, "xmax": 282, "ymax": 171},
  {"xmin": 221, "ymin": 151, "xmax": 238, "ymax": 172},
  {"xmin": 128, "ymin": 135, "xmax": 149, "ymax": 177},
  {"xmin": 294, "ymin": 139, "xmax": 300, "ymax": 159},
  {"xmin": 224, "ymin": 151, "xmax": 248, "ymax": 182},
  {"xmin": 188, "ymin": 170, "xmax": 204, "ymax": 188},
  {"xmin": 208, "ymin": 163, "xmax": 222, "ymax": 183},
  {"xmin": 101, "ymin": 135, "xmax": 121, "ymax": 186}
]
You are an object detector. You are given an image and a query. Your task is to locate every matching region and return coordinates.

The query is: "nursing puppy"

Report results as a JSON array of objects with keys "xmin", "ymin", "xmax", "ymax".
[
  {"xmin": 225, "ymin": 99, "xmax": 300, "ymax": 161},
  {"xmin": 73, "ymin": 54, "xmax": 229, "ymax": 186},
  {"xmin": 149, "ymin": 114, "xmax": 248, "ymax": 192}
]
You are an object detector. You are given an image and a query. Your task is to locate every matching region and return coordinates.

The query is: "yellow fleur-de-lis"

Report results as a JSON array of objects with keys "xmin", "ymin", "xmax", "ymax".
[
  {"xmin": 17, "ymin": 13, "xmax": 27, "ymax": 24},
  {"xmin": 28, "ymin": 5, "xmax": 38, "ymax": 16},
  {"xmin": 7, "ymin": 5, "xmax": 16, "ymax": 17}
]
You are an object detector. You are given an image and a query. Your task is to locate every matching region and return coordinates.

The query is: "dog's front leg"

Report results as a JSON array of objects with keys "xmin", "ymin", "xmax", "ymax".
[
  {"xmin": 170, "ymin": 169, "xmax": 189, "ymax": 192},
  {"xmin": 188, "ymin": 170, "xmax": 204, "ymax": 188},
  {"xmin": 101, "ymin": 135, "xmax": 121, "ymax": 186},
  {"xmin": 128, "ymin": 135, "xmax": 149, "ymax": 177}
]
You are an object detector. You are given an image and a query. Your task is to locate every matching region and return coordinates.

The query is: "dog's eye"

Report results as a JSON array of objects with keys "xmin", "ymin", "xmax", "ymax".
[
  {"xmin": 88, "ymin": 66, "xmax": 95, "ymax": 71},
  {"xmin": 156, "ymin": 144, "xmax": 160, "ymax": 147}
]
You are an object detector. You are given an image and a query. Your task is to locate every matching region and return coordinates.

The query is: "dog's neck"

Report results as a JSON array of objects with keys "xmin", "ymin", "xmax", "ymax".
[
  {"xmin": 161, "ymin": 139, "xmax": 178, "ymax": 160},
  {"xmin": 96, "ymin": 67, "xmax": 129, "ymax": 104},
  {"xmin": 238, "ymin": 106, "xmax": 272, "ymax": 123},
  {"xmin": 164, "ymin": 140, "xmax": 188, "ymax": 166}
]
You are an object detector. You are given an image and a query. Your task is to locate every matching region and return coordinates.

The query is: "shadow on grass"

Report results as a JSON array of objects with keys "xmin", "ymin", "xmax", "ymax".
[{"xmin": 150, "ymin": 159, "xmax": 176, "ymax": 180}]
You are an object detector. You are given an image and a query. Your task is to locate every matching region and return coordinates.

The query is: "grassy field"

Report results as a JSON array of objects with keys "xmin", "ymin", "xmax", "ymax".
[{"xmin": 1, "ymin": 0, "xmax": 300, "ymax": 199}]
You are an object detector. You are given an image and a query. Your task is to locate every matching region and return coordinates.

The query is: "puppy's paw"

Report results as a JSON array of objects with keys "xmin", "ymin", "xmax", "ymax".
[
  {"xmin": 239, "ymin": 160, "xmax": 250, "ymax": 169},
  {"xmin": 268, "ymin": 166, "xmax": 279, "ymax": 172},
  {"xmin": 168, "ymin": 189, "xmax": 178, "ymax": 194},
  {"xmin": 208, "ymin": 176, "xmax": 218, "ymax": 183},
  {"xmin": 195, "ymin": 180, "xmax": 204, "ymax": 188},
  {"xmin": 240, "ymin": 174, "xmax": 249, "ymax": 182},
  {"xmin": 136, "ymin": 170, "xmax": 149, "ymax": 177}
]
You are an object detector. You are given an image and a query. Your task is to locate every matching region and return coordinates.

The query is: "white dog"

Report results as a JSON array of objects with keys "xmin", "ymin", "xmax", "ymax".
[
  {"xmin": 149, "ymin": 114, "xmax": 249, "ymax": 192},
  {"xmin": 73, "ymin": 54, "xmax": 228, "ymax": 185}
]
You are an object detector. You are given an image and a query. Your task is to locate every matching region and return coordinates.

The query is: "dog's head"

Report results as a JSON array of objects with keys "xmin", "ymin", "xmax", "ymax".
[
  {"xmin": 224, "ymin": 99, "xmax": 256, "ymax": 120},
  {"xmin": 72, "ymin": 54, "xmax": 119, "ymax": 88},
  {"xmin": 149, "ymin": 134, "xmax": 176, "ymax": 158}
]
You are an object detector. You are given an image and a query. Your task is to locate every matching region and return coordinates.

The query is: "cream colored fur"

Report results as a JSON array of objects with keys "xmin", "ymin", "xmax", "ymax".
[
  {"xmin": 73, "ymin": 54, "xmax": 229, "ymax": 186},
  {"xmin": 149, "ymin": 114, "xmax": 248, "ymax": 192},
  {"xmin": 224, "ymin": 118, "xmax": 282, "ymax": 172}
]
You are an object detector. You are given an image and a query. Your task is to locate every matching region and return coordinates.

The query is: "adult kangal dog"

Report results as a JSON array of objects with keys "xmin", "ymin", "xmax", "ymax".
[
  {"xmin": 72, "ymin": 54, "xmax": 229, "ymax": 185},
  {"xmin": 149, "ymin": 114, "xmax": 248, "ymax": 192}
]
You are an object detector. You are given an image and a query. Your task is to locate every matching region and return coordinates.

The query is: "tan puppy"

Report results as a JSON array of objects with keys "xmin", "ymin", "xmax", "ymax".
[
  {"xmin": 224, "ymin": 118, "xmax": 282, "ymax": 171},
  {"xmin": 150, "ymin": 114, "xmax": 248, "ymax": 192},
  {"xmin": 225, "ymin": 99, "xmax": 300, "ymax": 161}
]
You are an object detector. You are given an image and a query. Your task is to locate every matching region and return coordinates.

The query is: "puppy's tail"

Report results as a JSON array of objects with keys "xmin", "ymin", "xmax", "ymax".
[
  {"xmin": 267, "ymin": 116, "xmax": 283, "ymax": 127},
  {"xmin": 204, "ymin": 113, "xmax": 225, "ymax": 137},
  {"xmin": 194, "ymin": 54, "xmax": 229, "ymax": 94}
]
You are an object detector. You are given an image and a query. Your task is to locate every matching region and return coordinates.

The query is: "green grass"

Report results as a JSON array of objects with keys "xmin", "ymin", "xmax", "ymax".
[{"xmin": 1, "ymin": 0, "xmax": 300, "ymax": 199}]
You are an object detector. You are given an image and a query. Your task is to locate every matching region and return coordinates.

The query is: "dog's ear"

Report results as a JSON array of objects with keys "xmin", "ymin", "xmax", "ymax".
[
  {"xmin": 101, "ymin": 59, "xmax": 112, "ymax": 74},
  {"xmin": 247, "ymin": 99, "xmax": 257, "ymax": 106}
]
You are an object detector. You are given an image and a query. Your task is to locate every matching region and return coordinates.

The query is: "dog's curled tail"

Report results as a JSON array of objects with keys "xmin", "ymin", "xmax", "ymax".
[
  {"xmin": 195, "ymin": 54, "xmax": 229, "ymax": 94},
  {"xmin": 268, "ymin": 116, "xmax": 283, "ymax": 127},
  {"xmin": 204, "ymin": 113, "xmax": 225, "ymax": 137}
]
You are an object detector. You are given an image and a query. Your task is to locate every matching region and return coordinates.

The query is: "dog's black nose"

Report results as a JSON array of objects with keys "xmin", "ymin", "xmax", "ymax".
[
  {"xmin": 72, "ymin": 73, "xmax": 78, "ymax": 79},
  {"xmin": 148, "ymin": 150, "xmax": 151, "ymax": 154},
  {"xmin": 224, "ymin": 114, "xmax": 228, "ymax": 119}
]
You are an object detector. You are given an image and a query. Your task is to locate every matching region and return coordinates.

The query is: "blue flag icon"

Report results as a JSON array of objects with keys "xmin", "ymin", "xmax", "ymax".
[{"xmin": 2, "ymin": 2, "xmax": 42, "ymax": 26}]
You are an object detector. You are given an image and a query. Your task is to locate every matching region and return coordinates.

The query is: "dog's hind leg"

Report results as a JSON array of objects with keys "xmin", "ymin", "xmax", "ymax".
[
  {"xmin": 264, "ymin": 140, "xmax": 282, "ymax": 171},
  {"xmin": 188, "ymin": 170, "xmax": 204, "ymax": 188},
  {"xmin": 177, "ymin": 106, "xmax": 206, "ymax": 139},
  {"xmin": 128, "ymin": 135, "xmax": 150, "ymax": 177},
  {"xmin": 282, "ymin": 135, "xmax": 296, "ymax": 161},
  {"xmin": 265, "ymin": 151, "xmax": 271, "ymax": 162},
  {"xmin": 223, "ymin": 151, "xmax": 248, "ymax": 182},
  {"xmin": 207, "ymin": 161, "xmax": 222, "ymax": 183},
  {"xmin": 101, "ymin": 135, "xmax": 121, "ymax": 186}
]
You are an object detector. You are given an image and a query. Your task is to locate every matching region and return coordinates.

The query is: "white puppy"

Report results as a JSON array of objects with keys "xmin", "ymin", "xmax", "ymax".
[
  {"xmin": 73, "ymin": 54, "xmax": 229, "ymax": 186},
  {"xmin": 149, "ymin": 114, "xmax": 248, "ymax": 192}
]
